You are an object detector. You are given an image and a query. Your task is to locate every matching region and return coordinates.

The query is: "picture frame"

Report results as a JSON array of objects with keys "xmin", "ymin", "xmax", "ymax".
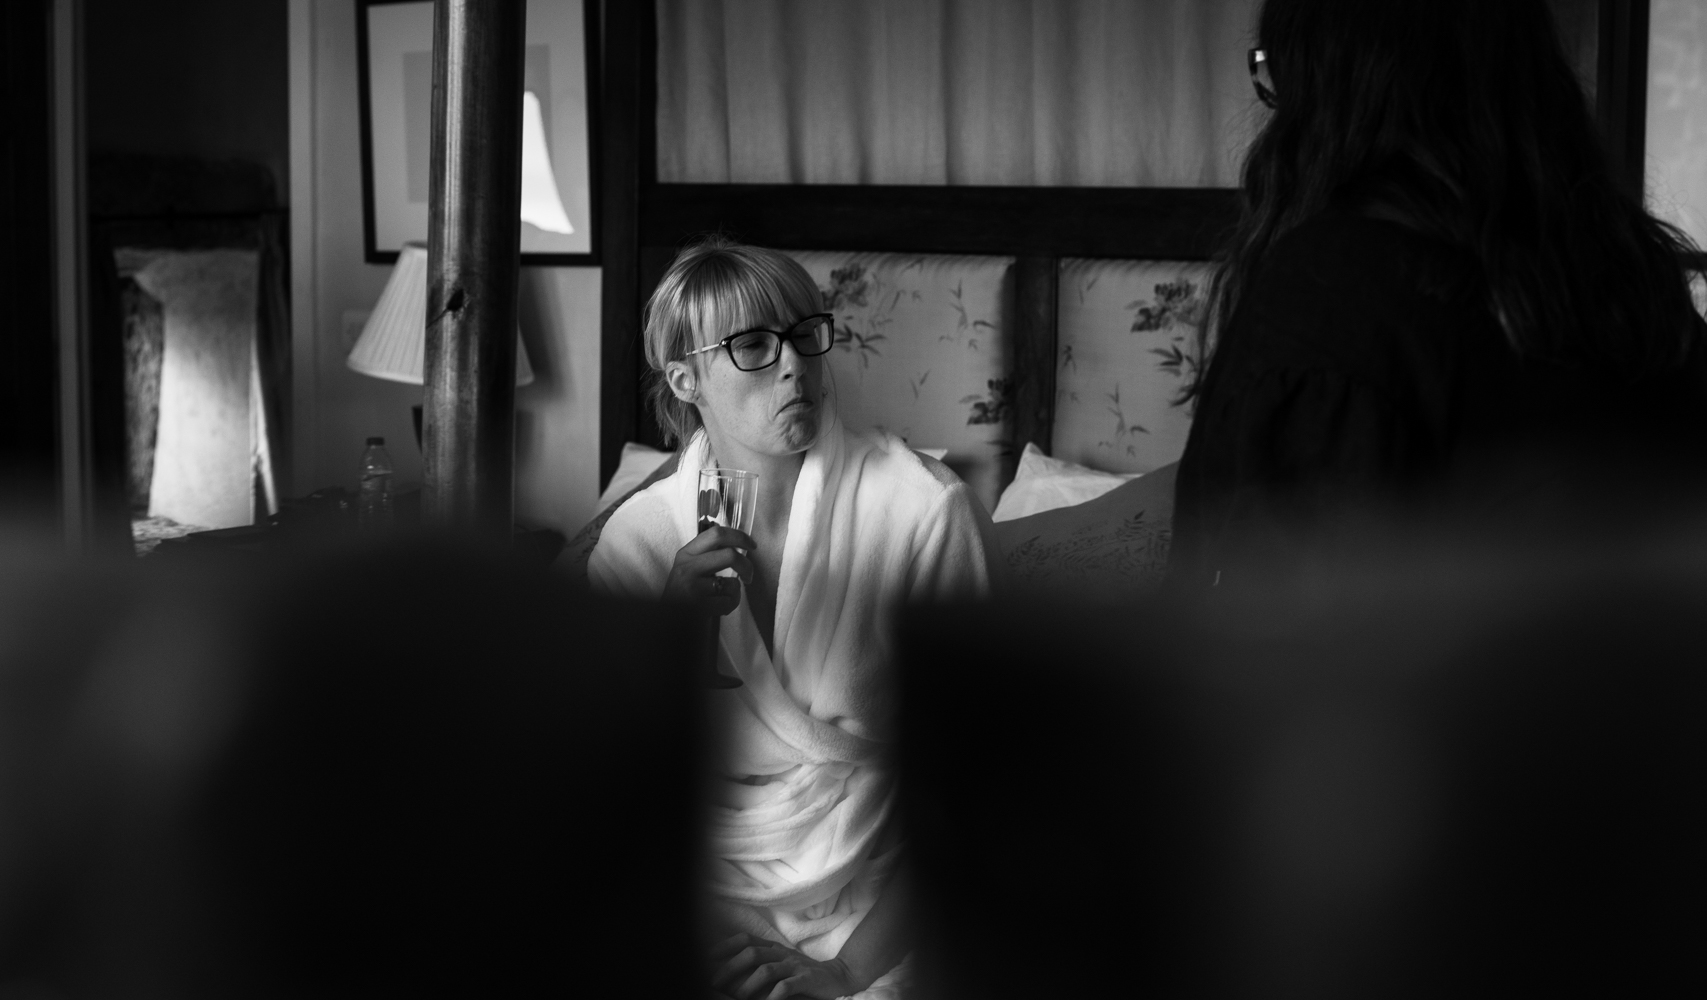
[{"xmin": 356, "ymin": 0, "xmax": 600, "ymax": 265}]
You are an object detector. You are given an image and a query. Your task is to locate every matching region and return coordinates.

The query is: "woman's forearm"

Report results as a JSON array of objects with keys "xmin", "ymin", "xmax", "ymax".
[{"xmin": 832, "ymin": 858, "xmax": 915, "ymax": 991}]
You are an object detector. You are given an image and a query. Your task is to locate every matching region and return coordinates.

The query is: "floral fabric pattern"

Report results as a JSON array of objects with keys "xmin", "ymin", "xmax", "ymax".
[
  {"xmin": 1004, "ymin": 509, "xmax": 1170, "ymax": 589},
  {"xmin": 1053, "ymin": 259, "xmax": 1210, "ymax": 475},
  {"xmin": 785, "ymin": 251, "xmax": 1015, "ymax": 513},
  {"xmin": 991, "ymin": 463, "xmax": 1178, "ymax": 601}
]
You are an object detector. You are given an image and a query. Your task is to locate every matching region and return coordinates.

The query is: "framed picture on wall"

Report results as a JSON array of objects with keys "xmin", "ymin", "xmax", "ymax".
[{"xmin": 356, "ymin": 0, "xmax": 599, "ymax": 265}]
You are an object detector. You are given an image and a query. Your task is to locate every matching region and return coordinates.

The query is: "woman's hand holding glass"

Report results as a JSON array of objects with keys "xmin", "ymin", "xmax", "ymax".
[
  {"xmin": 665, "ymin": 525, "xmax": 756, "ymax": 617},
  {"xmin": 669, "ymin": 467, "xmax": 760, "ymax": 618}
]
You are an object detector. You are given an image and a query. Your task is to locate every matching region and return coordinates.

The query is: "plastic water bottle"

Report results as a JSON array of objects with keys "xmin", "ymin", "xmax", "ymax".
[{"xmin": 358, "ymin": 436, "xmax": 394, "ymax": 531}]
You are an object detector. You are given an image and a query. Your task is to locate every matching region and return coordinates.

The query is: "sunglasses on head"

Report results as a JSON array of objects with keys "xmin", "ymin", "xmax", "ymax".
[{"xmin": 1249, "ymin": 47, "xmax": 1277, "ymax": 109}]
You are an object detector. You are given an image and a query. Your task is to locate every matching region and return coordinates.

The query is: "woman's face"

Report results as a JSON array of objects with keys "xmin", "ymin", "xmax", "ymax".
[{"xmin": 671, "ymin": 314, "xmax": 825, "ymax": 458}]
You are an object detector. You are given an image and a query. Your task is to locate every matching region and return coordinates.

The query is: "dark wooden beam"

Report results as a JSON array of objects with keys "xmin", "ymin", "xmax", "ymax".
[
  {"xmin": 422, "ymin": 0, "xmax": 525, "ymax": 536},
  {"xmin": 83, "ymin": 215, "xmax": 135, "ymax": 555},
  {"xmin": 641, "ymin": 184, "xmax": 1242, "ymax": 262},
  {"xmin": 598, "ymin": 0, "xmax": 647, "ymax": 490},
  {"xmin": 1597, "ymin": 0, "xmax": 1650, "ymax": 202},
  {"xmin": 635, "ymin": 243, "xmax": 675, "ymax": 450},
  {"xmin": 1, "ymin": 0, "xmax": 63, "ymax": 529},
  {"xmin": 1010, "ymin": 257, "xmax": 1060, "ymax": 471}
]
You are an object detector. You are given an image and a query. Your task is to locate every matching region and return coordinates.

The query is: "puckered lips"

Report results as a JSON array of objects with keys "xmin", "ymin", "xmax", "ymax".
[{"xmin": 777, "ymin": 395, "xmax": 816, "ymax": 416}]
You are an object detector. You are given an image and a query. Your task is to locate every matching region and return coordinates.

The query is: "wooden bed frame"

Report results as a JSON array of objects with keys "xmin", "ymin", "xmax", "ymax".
[{"xmin": 594, "ymin": 0, "xmax": 1660, "ymax": 493}]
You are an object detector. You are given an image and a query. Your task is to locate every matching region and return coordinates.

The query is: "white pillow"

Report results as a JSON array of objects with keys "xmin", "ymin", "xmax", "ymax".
[
  {"xmin": 595, "ymin": 442, "xmax": 675, "ymax": 514},
  {"xmin": 991, "ymin": 443, "xmax": 1141, "ymax": 522}
]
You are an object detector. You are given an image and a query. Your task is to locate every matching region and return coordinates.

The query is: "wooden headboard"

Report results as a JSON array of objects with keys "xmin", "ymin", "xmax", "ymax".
[{"xmin": 594, "ymin": 0, "xmax": 1653, "ymax": 493}]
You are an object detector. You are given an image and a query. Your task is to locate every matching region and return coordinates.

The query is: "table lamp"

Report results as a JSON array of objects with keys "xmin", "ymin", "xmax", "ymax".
[{"xmin": 347, "ymin": 242, "xmax": 534, "ymax": 446}]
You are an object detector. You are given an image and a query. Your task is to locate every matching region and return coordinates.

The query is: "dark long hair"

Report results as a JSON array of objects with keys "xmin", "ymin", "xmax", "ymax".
[{"xmin": 1196, "ymin": 0, "xmax": 1702, "ymax": 396}]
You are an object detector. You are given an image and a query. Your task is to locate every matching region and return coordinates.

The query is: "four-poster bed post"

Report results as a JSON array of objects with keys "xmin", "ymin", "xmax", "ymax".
[
  {"xmin": 423, "ymin": 0, "xmax": 527, "ymax": 537},
  {"xmin": 596, "ymin": 0, "xmax": 1659, "ymax": 494}
]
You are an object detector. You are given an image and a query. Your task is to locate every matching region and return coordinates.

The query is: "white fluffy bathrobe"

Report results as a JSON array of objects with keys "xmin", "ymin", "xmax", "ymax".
[{"xmin": 589, "ymin": 410, "xmax": 995, "ymax": 982}]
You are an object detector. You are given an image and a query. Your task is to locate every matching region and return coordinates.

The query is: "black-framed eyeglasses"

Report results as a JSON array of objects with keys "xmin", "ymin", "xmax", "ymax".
[
  {"xmin": 1249, "ymin": 47, "xmax": 1276, "ymax": 109},
  {"xmin": 683, "ymin": 313, "xmax": 836, "ymax": 372}
]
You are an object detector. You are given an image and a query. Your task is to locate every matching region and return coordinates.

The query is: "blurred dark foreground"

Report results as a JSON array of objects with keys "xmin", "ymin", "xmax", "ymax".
[
  {"xmin": 0, "ymin": 530, "xmax": 703, "ymax": 998},
  {"xmin": 0, "ymin": 526, "xmax": 1702, "ymax": 998},
  {"xmin": 901, "ymin": 530, "xmax": 1707, "ymax": 999}
]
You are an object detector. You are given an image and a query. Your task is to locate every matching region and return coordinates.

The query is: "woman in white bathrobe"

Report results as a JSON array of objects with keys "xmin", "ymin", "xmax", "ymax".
[{"xmin": 589, "ymin": 238, "xmax": 996, "ymax": 1000}]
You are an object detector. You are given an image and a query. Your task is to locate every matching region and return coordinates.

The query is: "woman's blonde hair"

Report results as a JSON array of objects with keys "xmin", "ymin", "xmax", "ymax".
[{"xmin": 643, "ymin": 236, "xmax": 826, "ymax": 446}]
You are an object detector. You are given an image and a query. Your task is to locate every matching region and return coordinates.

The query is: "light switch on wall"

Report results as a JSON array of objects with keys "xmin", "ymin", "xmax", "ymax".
[{"xmin": 341, "ymin": 309, "xmax": 372, "ymax": 354}]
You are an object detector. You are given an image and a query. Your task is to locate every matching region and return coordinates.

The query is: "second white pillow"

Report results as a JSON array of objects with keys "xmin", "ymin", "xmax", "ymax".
[
  {"xmin": 594, "ymin": 442, "xmax": 675, "ymax": 515},
  {"xmin": 991, "ymin": 443, "xmax": 1141, "ymax": 522}
]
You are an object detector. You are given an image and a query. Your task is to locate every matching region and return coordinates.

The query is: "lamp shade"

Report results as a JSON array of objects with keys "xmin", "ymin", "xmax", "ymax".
[{"xmin": 346, "ymin": 243, "xmax": 536, "ymax": 386}]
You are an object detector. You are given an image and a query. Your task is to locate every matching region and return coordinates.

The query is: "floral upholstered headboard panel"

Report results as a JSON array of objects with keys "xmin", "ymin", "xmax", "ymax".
[
  {"xmin": 1053, "ymin": 259, "xmax": 1210, "ymax": 474},
  {"xmin": 784, "ymin": 251, "xmax": 1016, "ymax": 513}
]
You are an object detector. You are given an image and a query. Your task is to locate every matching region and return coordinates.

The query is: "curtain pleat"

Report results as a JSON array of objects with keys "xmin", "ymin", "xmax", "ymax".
[
  {"xmin": 657, "ymin": 0, "xmax": 1260, "ymax": 187},
  {"xmin": 1647, "ymin": 0, "xmax": 1707, "ymax": 248}
]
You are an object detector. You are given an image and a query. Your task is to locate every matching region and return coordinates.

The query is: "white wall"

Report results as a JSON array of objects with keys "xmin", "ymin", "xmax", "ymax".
[{"xmin": 288, "ymin": 0, "xmax": 602, "ymax": 536}]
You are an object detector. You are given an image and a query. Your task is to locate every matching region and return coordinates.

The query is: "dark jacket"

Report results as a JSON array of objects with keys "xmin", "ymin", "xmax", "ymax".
[{"xmin": 1170, "ymin": 207, "xmax": 1707, "ymax": 586}]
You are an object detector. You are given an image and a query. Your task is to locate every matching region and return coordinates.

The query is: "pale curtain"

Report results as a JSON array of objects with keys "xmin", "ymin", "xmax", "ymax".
[
  {"xmin": 1647, "ymin": 0, "xmax": 1707, "ymax": 249},
  {"xmin": 657, "ymin": 0, "xmax": 1262, "ymax": 187}
]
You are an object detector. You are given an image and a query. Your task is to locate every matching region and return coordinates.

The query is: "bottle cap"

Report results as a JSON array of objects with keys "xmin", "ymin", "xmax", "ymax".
[{"xmin": 367, "ymin": 436, "xmax": 385, "ymax": 446}]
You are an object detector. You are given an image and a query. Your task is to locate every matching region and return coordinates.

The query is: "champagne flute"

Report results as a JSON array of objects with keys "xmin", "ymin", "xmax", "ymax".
[{"xmin": 697, "ymin": 468, "xmax": 758, "ymax": 688}]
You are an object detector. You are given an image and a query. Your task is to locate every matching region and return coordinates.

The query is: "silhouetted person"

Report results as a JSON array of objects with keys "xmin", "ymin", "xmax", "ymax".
[{"xmin": 1171, "ymin": 0, "xmax": 1707, "ymax": 588}]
